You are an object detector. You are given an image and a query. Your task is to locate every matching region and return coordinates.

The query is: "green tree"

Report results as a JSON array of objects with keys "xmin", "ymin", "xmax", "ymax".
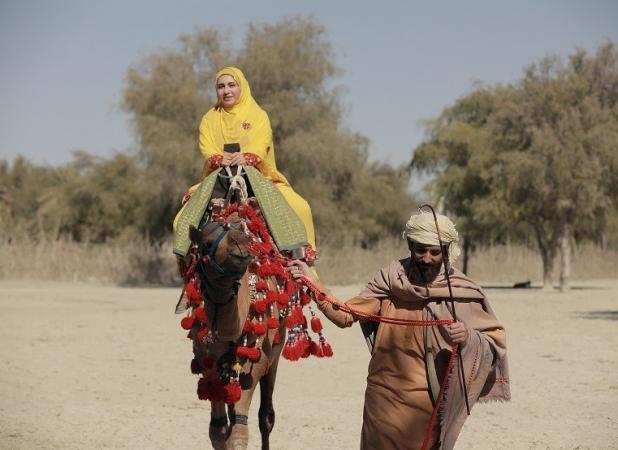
[
  {"xmin": 491, "ymin": 43, "xmax": 618, "ymax": 289},
  {"xmin": 413, "ymin": 42, "xmax": 618, "ymax": 289},
  {"xmin": 411, "ymin": 86, "xmax": 520, "ymax": 273}
]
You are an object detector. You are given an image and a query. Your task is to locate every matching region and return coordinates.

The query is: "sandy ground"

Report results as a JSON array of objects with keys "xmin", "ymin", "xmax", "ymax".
[{"xmin": 1, "ymin": 279, "xmax": 617, "ymax": 450}]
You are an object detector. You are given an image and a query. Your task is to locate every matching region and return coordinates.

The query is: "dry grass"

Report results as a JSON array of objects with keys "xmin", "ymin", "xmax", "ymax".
[
  {"xmin": 0, "ymin": 237, "xmax": 615, "ymax": 287},
  {"xmin": 0, "ymin": 237, "xmax": 178, "ymax": 286},
  {"xmin": 467, "ymin": 243, "xmax": 618, "ymax": 285}
]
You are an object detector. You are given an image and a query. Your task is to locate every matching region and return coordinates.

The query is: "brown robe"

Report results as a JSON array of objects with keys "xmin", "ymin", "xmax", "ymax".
[{"xmin": 315, "ymin": 258, "xmax": 510, "ymax": 450}]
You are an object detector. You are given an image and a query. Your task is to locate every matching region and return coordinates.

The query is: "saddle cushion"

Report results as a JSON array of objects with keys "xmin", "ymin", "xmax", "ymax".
[{"xmin": 173, "ymin": 167, "xmax": 308, "ymax": 257}]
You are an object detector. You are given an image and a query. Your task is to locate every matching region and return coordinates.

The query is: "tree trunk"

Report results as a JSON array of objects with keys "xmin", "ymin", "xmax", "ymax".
[
  {"xmin": 462, "ymin": 236, "xmax": 471, "ymax": 275},
  {"xmin": 540, "ymin": 248, "xmax": 554, "ymax": 290},
  {"xmin": 559, "ymin": 223, "xmax": 572, "ymax": 292},
  {"xmin": 534, "ymin": 224, "xmax": 555, "ymax": 290}
]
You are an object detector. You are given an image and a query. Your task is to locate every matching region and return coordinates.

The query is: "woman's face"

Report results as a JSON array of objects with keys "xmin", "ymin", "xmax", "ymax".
[{"xmin": 216, "ymin": 74, "xmax": 241, "ymax": 109}]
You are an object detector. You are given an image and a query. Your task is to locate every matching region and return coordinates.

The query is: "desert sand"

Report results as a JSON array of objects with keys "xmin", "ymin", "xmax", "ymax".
[{"xmin": 1, "ymin": 279, "xmax": 617, "ymax": 449}]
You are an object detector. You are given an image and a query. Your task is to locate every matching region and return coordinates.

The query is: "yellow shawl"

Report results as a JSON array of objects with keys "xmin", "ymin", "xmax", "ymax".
[{"xmin": 198, "ymin": 66, "xmax": 288, "ymax": 185}]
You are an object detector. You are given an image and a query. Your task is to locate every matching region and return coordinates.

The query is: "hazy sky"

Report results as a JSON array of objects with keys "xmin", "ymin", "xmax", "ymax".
[{"xmin": 1, "ymin": 0, "xmax": 617, "ymax": 167}]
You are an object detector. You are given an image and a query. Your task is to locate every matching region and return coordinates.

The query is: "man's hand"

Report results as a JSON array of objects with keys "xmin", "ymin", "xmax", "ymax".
[
  {"xmin": 286, "ymin": 260, "xmax": 314, "ymax": 282},
  {"xmin": 447, "ymin": 322, "xmax": 469, "ymax": 347}
]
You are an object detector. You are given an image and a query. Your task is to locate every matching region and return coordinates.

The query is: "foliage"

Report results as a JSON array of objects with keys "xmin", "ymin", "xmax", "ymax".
[{"xmin": 412, "ymin": 42, "xmax": 618, "ymax": 287}]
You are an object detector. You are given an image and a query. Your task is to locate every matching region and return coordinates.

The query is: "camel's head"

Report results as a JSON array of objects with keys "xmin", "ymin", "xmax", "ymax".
[{"xmin": 189, "ymin": 212, "xmax": 253, "ymax": 280}]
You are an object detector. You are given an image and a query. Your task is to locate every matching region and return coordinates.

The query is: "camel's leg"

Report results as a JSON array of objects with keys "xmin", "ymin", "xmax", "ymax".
[
  {"xmin": 258, "ymin": 336, "xmax": 284, "ymax": 450},
  {"xmin": 209, "ymin": 402, "xmax": 229, "ymax": 450},
  {"xmin": 225, "ymin": 362, "xmax": 263, "ymax": 450}
]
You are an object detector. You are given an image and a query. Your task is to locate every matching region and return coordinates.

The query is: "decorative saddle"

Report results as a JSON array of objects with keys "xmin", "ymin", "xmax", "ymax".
[{"xmin": 173, "ymin": 166, "xmax": 308, "ymax": 258}]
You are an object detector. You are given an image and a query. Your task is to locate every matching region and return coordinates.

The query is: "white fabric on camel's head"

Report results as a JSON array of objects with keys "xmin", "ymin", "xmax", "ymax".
[{"xmin": 403, "ymin": 211, "xmax": 461, "ymax": 264}]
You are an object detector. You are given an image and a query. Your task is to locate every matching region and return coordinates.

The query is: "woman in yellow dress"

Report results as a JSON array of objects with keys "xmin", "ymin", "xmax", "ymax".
[{"xmin": 197, "ymin": 66, "xmax": 317, "ymax": 253}]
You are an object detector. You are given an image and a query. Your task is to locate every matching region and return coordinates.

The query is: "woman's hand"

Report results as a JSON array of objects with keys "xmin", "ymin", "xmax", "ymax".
[
  {"xmin": 221, "ymin": 152, "xmax": 247, "ymax": 167},
  {"xmin": 447, "ymin": 322, "xmax": 469, "ymax": 347},
  {"xmin": 286, "ymin": 260, "xmax": 315, "ymax": 283},
  {"xmin": 221, "ymin": 152, "xmax": 236, "ymax": 167}
]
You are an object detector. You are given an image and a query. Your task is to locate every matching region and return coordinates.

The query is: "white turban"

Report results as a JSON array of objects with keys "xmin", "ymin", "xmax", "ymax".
[{"xmin": 403, "ymin": 211, "xmax": 461, "ymax": 264}]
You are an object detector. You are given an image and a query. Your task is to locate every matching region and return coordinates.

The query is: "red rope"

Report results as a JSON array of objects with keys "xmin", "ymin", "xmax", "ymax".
[
  {"xmin": 420, "ymin": 343, "xmax": 459, "ymax": 450},
  {"xmin": 298, "ymin": 275, "xmax": 453, "ymax": 327}
]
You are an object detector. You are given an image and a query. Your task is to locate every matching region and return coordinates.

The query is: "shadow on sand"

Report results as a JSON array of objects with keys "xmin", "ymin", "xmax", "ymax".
[{"xmin": 573, "ymin": 310, "xmax": 618, "ymax": 321}]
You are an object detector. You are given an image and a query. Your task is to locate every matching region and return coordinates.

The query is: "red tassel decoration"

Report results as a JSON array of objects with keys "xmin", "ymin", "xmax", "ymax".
[
  {"xmin": 285, "ymin": 279, "xmax": 297, "ymax": 296},
  {"xmin": 273, "ymin": 329, "xmax": 281, "ymax": 344},
  {"xmin": 253, "ymin": 322, "xmax": 267, "ymax": 335},
  {"xmin": 223, "ymin": 381, "xmax": 241, "ymax": 404},
  {"xmin": 256, "ymin": 280, "xmax": 269, "ymax": 291},
  {"xmin": 180, "ymin": 316, "xmax": 194, "ymax": 330},
  {"xmin": 321, "ymin": 341, "xmax": 334, "ymax": 357},
  {"xmin": 310, "ymin": 341, "xmax": 324, "ymax": 357},
  {"xmin": 301, "ymin": 343, "xmax": 311, "ymax": 359},
  {"xmin": 247, "ymin": 347, "xmax": 261, "ymax": 362},
  {"xmin": 284, "ymin": 313, "xmax": 297, "ymax": 329},
  {"xmin": 194, "ymin": 306, "xmax": 207, "ymax": 323},
  {"xmin": 282, "ymin": 342, "xmax": 297, "ymax": 361},
  {"xmin": 277, "ymin": 292, "xmax": 289, "ymax": 307},
  {"xmin": 267, "ymin": 317, "xmax": 279, "ymax": 329},
  {"xmin": 254, "ymin": 299, "xmax": 267, "ymax": 314},
  {"xmin": 311, "ymin": 317, "xmax": 323, "ymax": 333},
  {"xmin": 236, "ymin": 346, "xmax": 249, "ymax": 358},
  {"xmin": 186, "ymin": 281, "xmax": 201, "ymax": 305},
  {"xmin": 265, "ymin": 291, "xmax": 278, "ymax": 305},
  {"xmin": 190, "ymin": 358, "xmax": 200, "ymax": 374},
  {"xmin": 197, "ymin": 377, "xmax": 209, "ymax": 400},
  {"xmin": 300, "ymin": 291, "xmax": 311, "ymax": 306},
  {"xmin": 197, "ymin": 327, "xmax": 209, "ymax": 343},
  {"xmin": 242, "ymin": 319, "xmax": 253, "ymax": 334},
  {"xmin": 294, "ymin": 307, "xmax": 305, "ymax": 324}
]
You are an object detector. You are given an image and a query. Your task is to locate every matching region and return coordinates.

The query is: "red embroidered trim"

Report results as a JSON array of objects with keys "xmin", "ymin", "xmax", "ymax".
[
  {"xmin": 208, "ymin": 154, "xmax": 223, "ymax": 169},
  {"xmin": 466, "ymin": 346, "xmax": 480, "ymax": 387},
  {"xmin": 243, "ymin": 153, "xmax": 260, "ymax": 167},
  {"xmin": 182, "ymin": 190, "xmax": 193, "ymax": 205},
  {"xmin": 494, "ymin": 377, "xmax": 510, "ymax": 384},
  {"xmin": 304, "ymin": 245, "xmax": 318, "ymax": 262}
]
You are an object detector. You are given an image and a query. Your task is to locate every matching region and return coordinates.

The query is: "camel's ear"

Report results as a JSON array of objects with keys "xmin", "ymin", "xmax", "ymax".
[{"xmin": 189, "ymin": 225, "xmax": 202, "ymax": 244}]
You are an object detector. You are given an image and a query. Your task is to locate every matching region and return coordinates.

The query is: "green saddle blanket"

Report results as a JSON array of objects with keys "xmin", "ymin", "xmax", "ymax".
[{"xmin": 173, "ymin": 167, "xmax": 308, "ymax": 257}]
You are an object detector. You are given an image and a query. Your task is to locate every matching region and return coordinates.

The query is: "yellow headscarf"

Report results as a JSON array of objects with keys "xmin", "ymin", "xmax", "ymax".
[{"xmin": 199, "ymin": 66, "xmax": 286, "ymax": 183}]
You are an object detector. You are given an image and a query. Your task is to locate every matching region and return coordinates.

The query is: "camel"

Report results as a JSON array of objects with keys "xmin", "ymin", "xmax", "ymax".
[{"xmin": 175, "ymin": 169, "xmax": 331, "ymax": 450}]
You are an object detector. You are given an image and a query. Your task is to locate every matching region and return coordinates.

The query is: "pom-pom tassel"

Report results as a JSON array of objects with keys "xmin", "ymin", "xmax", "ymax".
[
  {"xmin": 194, "ymin": 306, "xmax": 207, "ymax": 323},
  {"xmin": 276, "ymin": 292, "xmax": 289, "ymax": 308},
  {"xmin": 223, "ymin": 381, "xmax": 242, "ymax": 404},
  {"xmin": 180, "ymin": 316, "xmax": 194, "ymax": 330},
  {"xmin": 311, "ymin": 317, "xmax": 323, "ymax": 333},
  {"xmin": 256, "ymin": 280, "xmax": 269, "ymax": 291},
  {"xmin": 190, "ymin": 357, "xmax": 200, "ymax": 374},
  {"xmin": 310, "ymin": 340, "xmax": 324, "ymax": 357},
  {"xmin": 186, "ymin": 281, "xmax": 202, "ymax": 305},
  {"xmin": 284, "ymin": 313, "xmax": 297, "ymax": 329},
  {"xmin": 246, "ymin": 347, "xmax": 261, "ymax": 362},
  {"xmin": 242, "ymin": 319, "xmax": 253, "ymax": 334},
  {"xmin": 254, "ymin": 299, "xmax": 267, "ymax": 314},
  {"xmin": 197, "ymin": 326, "xmax": 209, "ymax": 343},
  {"xmin": 253, "ymin": 321, "xmax": 267, "ymax": 335},
  {"xmin": 267, "ymin": 316, "xmax": 279, "ymax": 329},
  {"xmin": 321, "ymin": 339, "xmax": 334, "ymax": 357}
]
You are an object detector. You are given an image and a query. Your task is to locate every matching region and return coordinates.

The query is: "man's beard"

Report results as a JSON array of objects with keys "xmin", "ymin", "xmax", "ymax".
[{"xmin": 412, "ymin": 259, "xmax": 442, "ymax": 283}]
